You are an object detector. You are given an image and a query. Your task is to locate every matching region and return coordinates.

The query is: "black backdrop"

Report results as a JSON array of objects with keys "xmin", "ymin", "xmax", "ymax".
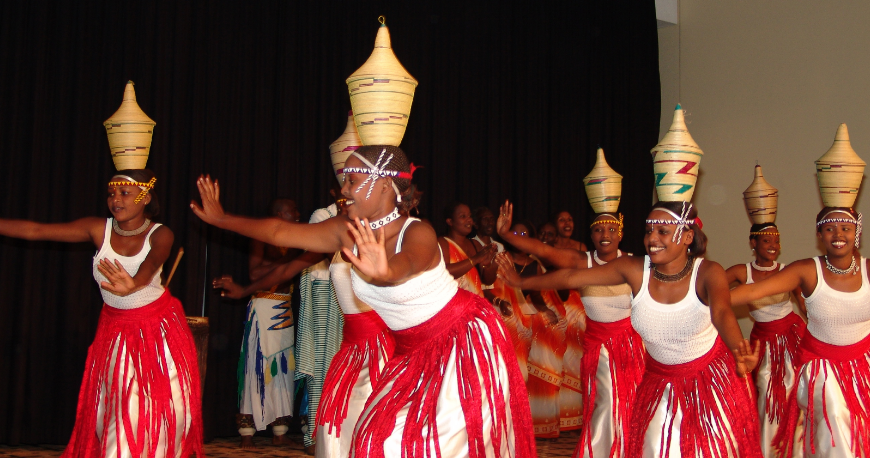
[{"xmin": 0, "ymin": 1, "xmax": 660, "ymax": 444}]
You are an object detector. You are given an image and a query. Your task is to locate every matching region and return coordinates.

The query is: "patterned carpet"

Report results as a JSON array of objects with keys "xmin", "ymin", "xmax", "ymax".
[{"xmin": 0, "ymin": 430, "xmax": 580, "ymax": 457}]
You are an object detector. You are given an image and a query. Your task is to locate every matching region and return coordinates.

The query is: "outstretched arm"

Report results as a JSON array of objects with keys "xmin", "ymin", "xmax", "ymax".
[
  {"xmin": 0, "ymin": 217, "xmax": 105, "ymax": 245},
  {"xmin": 496, "ymin": 253, "xmax": 636, "ymax": 291},
  {"xmin": 215, "ymin": 250, "xmax": 326, "ymax": 299},
  {"xmin": 700, "ymin": 261, "xmax": 760, "ymax": 375},
  {"xmin": 730, "ymin": 260, "xmax": 810, "ymax": 306},
  {"xmin": 495, "ymin": 200, "xmax": 585, "ymax": 269},
  {"xmin": 190, "ymin": 175, "xmax": 346, "ymax": 253}
]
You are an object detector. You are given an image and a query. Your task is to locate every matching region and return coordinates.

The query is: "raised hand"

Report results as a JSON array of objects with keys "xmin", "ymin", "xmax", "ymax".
[
  {"xmin": 496, "ymin": 200, "xmax": 514, "ymax": 236},
  {"xmin": 213, "ymin": 275, "xmax": 245, "ymax": 299},
  {"xmin": 342, "ymin": 218, "xmax": 390, "ymax": 282},
  {"xmin": 472, "ymin": 243, "xmax": 498, "ymax": 266},
  {"xmin": 190, "ymin": 175, "xmax": 227, "ymax": 226},
  {"xmin": 495, "ymin": 252, "xmax": 522, "ymax": 287},
  {"xmin": 732, "ymin": 339, "xmax": 761, "ymax": 376},
  {"xmin": 98, "ymin": 258, "xmax": 138, "ymax": 296}
]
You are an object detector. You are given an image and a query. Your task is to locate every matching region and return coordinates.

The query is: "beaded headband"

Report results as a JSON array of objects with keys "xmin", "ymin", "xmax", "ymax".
[
  {"xmin": 341, "ymin": 149, "xmax": 417, "ymax": 202},
  {"xmin": 749, "ymin": 224, "xmax": 779, "ymax": 236},
  {"xmin": 645, "ymin": 202, "xmax": 699, "ymax": 243},
  {"xmin": 816, "ymin": 209, "xmax": 863, "ymax": 248},
  {"xmin": 108, "ymin": 175, "xmax": 156, "ymax": 204},
  {"xmin": 590, "ymin": 213, "xmax": 624, "ymax": 237}
]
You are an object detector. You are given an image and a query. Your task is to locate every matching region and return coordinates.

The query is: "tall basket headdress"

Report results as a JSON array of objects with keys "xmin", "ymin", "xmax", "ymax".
[
  {"xmin": 346, "ymin": 16, "xmax": 418, "ymax": 147},
  {"xmin": 742, "ymin": 165, "xmax": 778, "ymax": 232},
  {"xmin": 329, "ymin": 111, "xmax": 363, "ymax": 184},
  {"xmin": 583, "ymin": 148, "xmax": 624, "ymax": 236},
  {"xmin": 815, "ymin": 123, "xmax": 865, "ymax": 247},
  {"xmin": 104, "ymin": 81, "xmax": 156, "ymax": 171}
]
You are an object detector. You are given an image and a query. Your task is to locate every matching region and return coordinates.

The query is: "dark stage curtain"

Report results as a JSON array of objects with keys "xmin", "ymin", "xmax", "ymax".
[{"xmin": 0, "ymin": 1, "xmax": 660, "ymax": 444}]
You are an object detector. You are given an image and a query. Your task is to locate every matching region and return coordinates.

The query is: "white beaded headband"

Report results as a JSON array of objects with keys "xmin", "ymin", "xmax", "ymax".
[
  {"xmin": 817, "ymin": 209, "xmax": 863, "ymax": 248},
  {"xmin": 340, "ymin": 149, "xmax": 407, "ymax": 203},
  {"xmin": 645, "ymin": 202, "xmax": 698, "ymax": 243}
]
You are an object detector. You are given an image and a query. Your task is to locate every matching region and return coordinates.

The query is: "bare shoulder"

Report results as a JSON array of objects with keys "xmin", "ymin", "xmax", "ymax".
[
  {"xmin": 784, "ymin": 257, "xmax": 818, "ymax": 271},
  {"xmin": 725, "ymin": 263, "xmax": 747, "ymax": 282},
  {"xmin": 404, "ymin": 219, "xmax": 438, "ymax": 244},
  {"xmin": 149, "ymin": 224, "xmax": 175, "ymax": 246}
]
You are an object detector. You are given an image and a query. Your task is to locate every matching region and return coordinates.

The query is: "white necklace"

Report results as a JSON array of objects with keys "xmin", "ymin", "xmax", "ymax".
[
  {"xmin": 593, "ymin": 249, "xmax": 622, "ymax": 265},
  {"xmin": 750, "ymin": 260, "xmax": 778, "ymax": 272},
  {"xmin": 825, "ymin": 255, "xmax": 859, "ymax": 276},
  {"xmin": 113, "ymin": 218, "xmax": 151, "ymax": 237},
  {"xmin": 369, "ymin": 208, "xmax": 401, "ymax": 230}
]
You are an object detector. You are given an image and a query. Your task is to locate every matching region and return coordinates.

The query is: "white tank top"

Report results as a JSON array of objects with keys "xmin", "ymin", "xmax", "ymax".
[
  {"xmin": 329, "ymin": 251, "xmax": 373, "ymax": 315},
  {"xmin": 804, "ymin": 257, "xmax": 870, "ymax": 346},
  {"xmin": 580, "ymin": 251, "xmax": 633, "ymax": 323},
  {"xmin": 631, "ymin": 256, "xmax": 718, "ymax": 365},
  {"xmin": 745, "ymin": 263, "xmax": 794, "ymax": 322},
  {"xmin": 92, "ymin": 218, "xmax": 165, "ymax": 309},
  {"xmin": 351, "ymin": 218, "xmax": 459, "ymax": 331}
]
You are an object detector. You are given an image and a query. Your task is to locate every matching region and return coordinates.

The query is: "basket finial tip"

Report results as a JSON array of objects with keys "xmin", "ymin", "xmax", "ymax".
[
  {"xmin": 378, "ymin": 15, "xmax": 386, "ymax": 26},
  {"xmin": 675, "ymin": 103, "xmax": 682, "ymax": 110}
]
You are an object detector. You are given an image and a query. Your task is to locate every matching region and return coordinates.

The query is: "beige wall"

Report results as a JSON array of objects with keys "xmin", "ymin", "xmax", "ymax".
[{"xmin": 657, "ymin": 2, "xmax": 870, "ymax": 334}]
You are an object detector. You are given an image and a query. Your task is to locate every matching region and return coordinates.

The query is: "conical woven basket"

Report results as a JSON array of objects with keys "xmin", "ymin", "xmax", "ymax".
[
  {"xmin": 103, "ymin": 81, "xmax": 156, "ymax": 170},
  {"xmin": 816, "ymin": 123, "xmax": 865, "ymax": 208},
  {"xmin": 346, "ymin": 17, "xmax": 418, "ymax": 146},
  {"xmin": 329, "ymin": 111, "xmax": 363, "ymax": 183},
  {"xmin": 582, "ymin": 148, "xmax": 622, "ymax": 213},
  {"xmin": 650, "ymin": 104, "xmax": 703, "ymax": 202},
  {"xmin": 742, "ymin": 165, "xmax": 778, "ymax": 224}
]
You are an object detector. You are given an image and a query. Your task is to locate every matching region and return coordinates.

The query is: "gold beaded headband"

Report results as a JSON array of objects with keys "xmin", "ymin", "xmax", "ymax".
[
  {"xmin": 590, "ymin": 213, "xmax": 624, "ymax": 237},
  {"xmin": 108, "ymin": 175, "xmax": 156, "ymax": 204},
  {"xmin": 749, "ymin": 224, "xmax": 779, "ymax": 236}
]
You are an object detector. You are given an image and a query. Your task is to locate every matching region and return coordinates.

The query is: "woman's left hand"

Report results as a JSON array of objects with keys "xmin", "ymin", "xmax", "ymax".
[
  {"xmin": 342, "ymin": 218, "xmax": 391, "ymax": 282},
  {"xmin": 732, "ymin": 339, "xmax": 761, "ymax": 376},
  {"xmin": 98, "ymin": 258, "xmax": 138, "ymax": 296}
]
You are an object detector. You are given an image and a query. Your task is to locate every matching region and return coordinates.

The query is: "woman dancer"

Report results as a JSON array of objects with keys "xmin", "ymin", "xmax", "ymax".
[
  {"xmin": 191, "ymin": 145, "xmax": 535, "ymax": 457},
  {"xmin": 498, "ymin": 195, "xmax": 643, "ymax": 456},
  {"xmin": 499, "ymin": 200, "xmax": 761, "ymax": 458},
  {"xmin": 439, "ymin": 202, "xmax": 497, "ymax": 296},
  {"xmin": 0, "ymin": 170, "xmax": 203, "ymax": 458},
  {"xmin": 726, "ymin": 166, "xmax": 806, "ymax": 457}
]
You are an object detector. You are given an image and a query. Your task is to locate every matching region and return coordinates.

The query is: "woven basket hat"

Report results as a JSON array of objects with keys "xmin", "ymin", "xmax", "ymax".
[
  {"xmin": 346, "ymin": 17, "xmax": 418, "ymax": 146},
  {"xmin": 103, "ymin": 81, "xmax": 156, "ymax": 170},
  {"xmin": 650, "ymin": 104, "xmax": 703, "ymax": 202},
  {"xmin": 742, "ymin": 165, "xmax": 778, "ymax": 224},
  {"xmin": 329, "ymin": 111, "xmax": 363, "ymax": 184},
  {"xmin": 582, "ymin": 148, "xmax": 622, "ymax": 213},
  {"xmin": 816, "ymin": 123, "xmax": 865, "ymax": 208}
]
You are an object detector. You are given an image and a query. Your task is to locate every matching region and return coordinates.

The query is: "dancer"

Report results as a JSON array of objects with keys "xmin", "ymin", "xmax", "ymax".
[
  {"xmin": 191, "ymin": 145, "xmax": 535, "ymax": 457},
  {"xmin": 229, "ymin": 198, "xmax": 302, "ymax": 449},
  {"xmin": 731, "ymin": 125, "xmax": 870, "ymax": 458},
  {"xmin": 0, "ymin": 167, "xmax": 203, "ymax": 457},
  {"xmin": 439, "ymin": 202, "xmax": 498, "ymax": 296},
  {"xmin": 553, "ymin": 210, "xmax": 588, "ymax": 252},
  {"xmin": 725, "ymin": 165, "xmax": 806, "ymax": 457},
  {"xmin": 500, "ymin": 108, "xmax": 761, "ymax": 458},
  {"xmin": 496, "ymin": 148, "xmax": 644, "ymax": 458}
]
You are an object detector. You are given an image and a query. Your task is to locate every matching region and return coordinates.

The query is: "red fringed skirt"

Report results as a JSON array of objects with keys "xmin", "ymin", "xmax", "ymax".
[
  {"xmin": 574, "ymin": 317, "xmax": 645, "ymax": 458},
  {"xmin": 350, "ymin": 288, "xmax": 536, "ymax": 458},
  {"xmin": 748, "ymin": 312, "xmax": 805, "ymax": 455},
  {"xmin": 627, "ymin": 339, "xmax": 762, "ymax": 458},
  {"xmin": 62, "ymin": 290, "xmax": 203, "ymax": 458},
  {"xmin": 316, "ymin": 310, "xmax": 394, "ymax": 457},
  {"xmin": 774, "ymin": 331, "xmax": 870, "ymax": 458}
]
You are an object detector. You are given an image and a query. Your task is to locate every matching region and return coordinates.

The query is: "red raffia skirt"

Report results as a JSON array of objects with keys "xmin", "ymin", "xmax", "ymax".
[
  {"xmin": 574, "ymin": 317, "xmax": 645, "ymax": 458},
  {"xmin": 350, "ymin": 288, "xmax": 536, "ymax": 458},
  {"xmin": 627, "ymin": 338, "xmax": 762, "ymax": 458},
  {"xmin": 315, "ymin": 310, "xmax": 394, "ymax": 457},
  {"xmin": 62, "ymin": 290, "xmax": 203, "ymax": 458},
  {"xmin": 773, "ymin": 331, "xmax": 870, "ymax": 458},
  {"xmin": 748, "ymin": 312, "xmax": 805, "ymax": 455}
]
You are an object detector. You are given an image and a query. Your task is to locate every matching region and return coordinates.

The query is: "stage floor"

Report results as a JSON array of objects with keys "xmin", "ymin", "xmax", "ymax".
[{"xmin": 0, "ymin": 430, "xmax": 579, "ymax": 457}]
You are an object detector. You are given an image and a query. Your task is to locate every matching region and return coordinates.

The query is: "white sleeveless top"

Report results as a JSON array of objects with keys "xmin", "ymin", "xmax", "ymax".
[
  {"xmin": 581, "ymin": 251, "xmax": 633, "ymax": 323},
  {"xmin": 92, "ymin": 218, "xmax": 165, "ymax": 309},
  {"xmin": 804, "ymin": 257, "xmax": 870, "ymax": 346},
  {"xmin": 631, "ymin": 256, "xmax": 718, "ymax": 365},
  {"xmin": 329, "ymin": 251, "xmax": 373, "ymax": 315},
  {"xmin": 745, "ymin": 263, "xmax": 794, "ymax": 322},
  {"xmin": 351, "ymin": 218, "xmax": 459, "ymax": 331}
]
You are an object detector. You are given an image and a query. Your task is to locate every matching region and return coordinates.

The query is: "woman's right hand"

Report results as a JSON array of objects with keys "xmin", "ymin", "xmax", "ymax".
[
  {"xmin": 213, "ymin": 275, "xmax": 245, "ymax": 299},
  {"xmin": 496, "ymin": 200, "xmax": 514, "ymax": 237},
  {"xmin": 472, "ymin": 243, "xmax": 497, "ymax": 266},
  {"xmin": 190, "ymin": 175, "xmax": 227, "ymax": 226},
  {"xmin": 496, "ymin": 253, "xmax": 522, "ymax": 287}
]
